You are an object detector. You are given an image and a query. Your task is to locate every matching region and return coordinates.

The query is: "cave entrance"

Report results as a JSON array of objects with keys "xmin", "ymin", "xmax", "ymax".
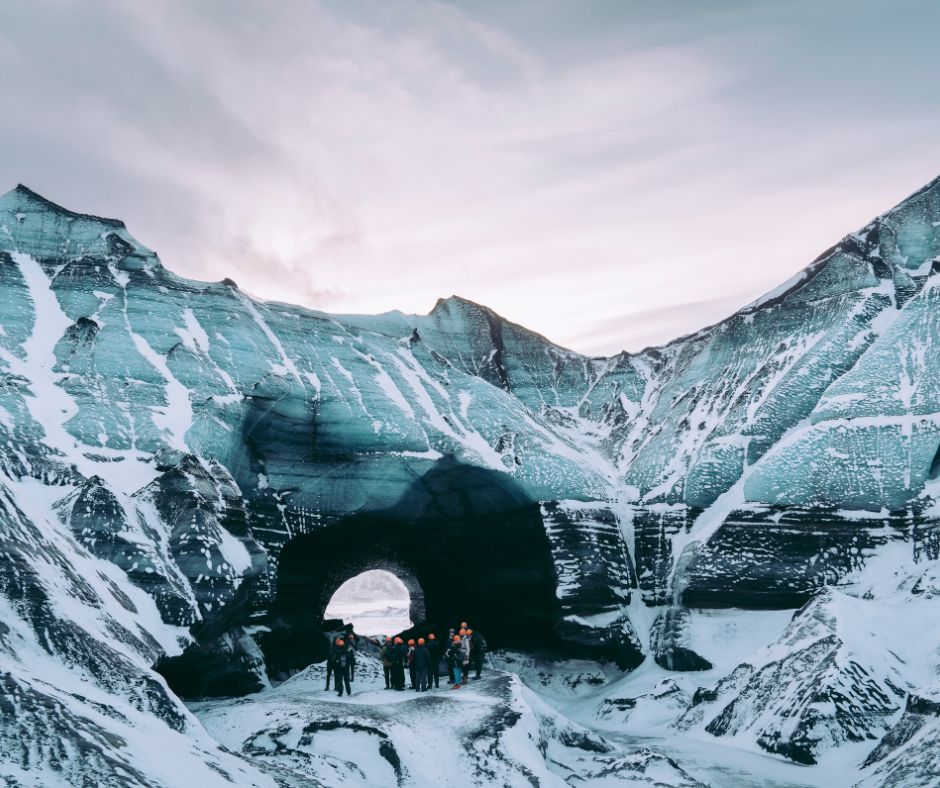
[
  {"xmin": 324, "ymin": 569, "xmax": 414, "ymax": 636},
  {"xmin": 257, "ymin": 458, "xmax": 563, "ymax": 679}
]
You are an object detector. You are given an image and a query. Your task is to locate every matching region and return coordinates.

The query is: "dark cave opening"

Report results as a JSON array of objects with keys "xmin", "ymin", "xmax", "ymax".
[{"xmin": 257, "ymin": 458, "xmax": 563, "ymax": 678}]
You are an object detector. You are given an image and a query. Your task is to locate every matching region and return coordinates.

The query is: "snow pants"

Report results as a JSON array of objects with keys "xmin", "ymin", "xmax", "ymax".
[
  {"xmin": 383, "ymin": 665, "xmax": 392, "ymax": 688},
  {"xmin": 417, "ymin": 667, "xmax": 428, "ymax": 691},
  {"xmin": 324, "ymin": 660, "xmax": 334, "ymax": 690},
  {"xmin": 335, "ymin": 664, "xmax": 351, "ymax": 696},
  {"xmin": 428, "ymin": 658, "xmax": 440, "ymax": 688}
]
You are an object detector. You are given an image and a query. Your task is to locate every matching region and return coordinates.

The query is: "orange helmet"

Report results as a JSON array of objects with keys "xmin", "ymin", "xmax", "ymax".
[
  {"xmin": 385, "ymin": 636, "xmax": 391, "ymax": 642},
  {"xmin": 394, "ymin": 637, "xmax": 403, "ymax": 644},
  {"xmin": 459, "ymin": 629, "xmax": 467, "ymax": 636},
  {"xmin": 408, "ymin": 639, "xmax": 415, "ymax": 646},
  {"xmin": 453, "ymin": 635, "xmax": 461, "ymax": 642},
  {"xmin": 460, "ymin": 621, "xmax": 467, "ymax": 627},
  {"xmin": 467, "ymin": 629, "xmax": 473, "ymax": 635},
  {"xmin": 428, "ymin": 633, "xmax": 436, "ymax": 640},
  {"xmin": 337, "ymin": 639, "xmax": 345, "ymax": 646},
  {"xmin": 418, "ymin": 638, "xmax": 425, "ymax": 645}
]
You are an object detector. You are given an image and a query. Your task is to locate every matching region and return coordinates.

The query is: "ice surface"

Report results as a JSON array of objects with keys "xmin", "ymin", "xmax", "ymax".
[{"xmin": 2, "ymin": 175, "xmax": 940, "ymax": 785}]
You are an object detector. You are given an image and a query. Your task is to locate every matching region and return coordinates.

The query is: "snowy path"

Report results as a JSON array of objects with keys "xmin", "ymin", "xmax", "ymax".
[
  {"xmin": 189, "ymin": 652, "xmax": 842, "ymax": 787},
  {"xmin": 191, "ymin": 656, "xmax": 709, "ymax": 787}
]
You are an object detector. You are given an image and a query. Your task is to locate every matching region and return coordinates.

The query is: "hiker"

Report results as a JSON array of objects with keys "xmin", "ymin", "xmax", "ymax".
[
  {"xmin": 392, "ymin": 637, "xmax": 407, "ymax": 690},
  {"xmin": 332, "ymin": 638, "xmax": 352, "ymax": 697},
  {"xmin": 469, "ymin": 628, "xmax": 487, "ymax": 679},
  {"xmin": 380, "ymin": 636, "xmax": 393, "ymax": 689},
  {"xmin": 446, "ymin": 628, "xmax": 456, "ymax": 683},
  {"xmin": 427, "ymin": 633, "xmax": 443, "ymax": 689},
  {"xmin": 414, "ymin": 638, "xmax": 430, "ymax": 691},
  {"xmin": 447, "ymin": 635, "xmax": 464, "ymax": 688},
  {"xmin": 407, "ymin": 639, "xmax": 417, "ymax": 690},
  {"xmin": 459, "ymin": 628, "xmax": 471, "ymax": 681},
  {"xmin": 346, "ymin": 634, "xmax": 357, "ymax": 682},
  {"xmin": 324, "ymin": 636, "xmax": 339, "ymax": 691}
]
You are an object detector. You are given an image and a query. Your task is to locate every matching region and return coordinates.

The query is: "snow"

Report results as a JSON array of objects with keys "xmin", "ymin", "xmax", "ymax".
[
  {"xmin": 356, "ymin": 349, "xmax": 415, "ymax": 418},
  {"xmin": 6, "ymin": 253, "xmax": 83, "ymax": 462},
  {"xmin": 217, "ymin": 527, "xmax": 253, "ymax": 575},
  {"xmin": 128, "ymin": 328, "xmax": 193, "ymax": 453},
  {"xmin": 4, "ymin": 181, "xmax": 940, "ymax": 786},
  {"xmin": 323, "ymin": 599, "xmax": 413, "ymax": 636},
  {"xmin": 176, "ymin": 307, "xmax": 238, "ymax": 391},
  {"xmin": 235, "ymin": 291, "xmax": 303, "ymax": 382}
]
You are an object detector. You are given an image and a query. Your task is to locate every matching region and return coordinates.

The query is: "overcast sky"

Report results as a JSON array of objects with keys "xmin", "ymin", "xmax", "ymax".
[{"xmin": 2, "ymin": 0, "xmax": 939, "ymax": 355}]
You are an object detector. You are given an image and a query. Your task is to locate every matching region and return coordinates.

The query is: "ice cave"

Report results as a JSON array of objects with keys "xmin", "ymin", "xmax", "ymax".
[
  {"xmin": 6, "ymin": 178, "xmax": 940, "ymax": 785},
  {"xmin": 255, "ymin": 458, "xmax": 564, "ymax": 678}
]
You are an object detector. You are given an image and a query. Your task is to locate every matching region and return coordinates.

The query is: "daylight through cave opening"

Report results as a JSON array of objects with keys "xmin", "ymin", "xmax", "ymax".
[{"xmin": 324, "ymin": 569, "xmax": 415, "ymax": 636}]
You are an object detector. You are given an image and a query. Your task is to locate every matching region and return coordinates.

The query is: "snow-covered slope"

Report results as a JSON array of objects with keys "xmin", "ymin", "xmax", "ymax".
[
  {"xmin": 2, "ymin": 176, "xmax": 940, "ymax": 785},
  {"xmin": 192, "ymin": 657, "xmax": 703, "ymax": 788}
]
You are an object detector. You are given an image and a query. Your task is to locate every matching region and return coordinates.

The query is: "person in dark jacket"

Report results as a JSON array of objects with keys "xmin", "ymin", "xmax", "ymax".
[
  {"xmin": 407, "ymin": 639, "xmax": 417, "ymax": 690},
  {"xmin": 324, "ymin": 636, "xmax": 339, "ymax": 691},
  {"xmin": 446, "ymin": 628, "xmax": 456, "ymax": 684},
  {"xmin": 332, "ymin": 638, "xmax": 352, "ymax": 697},
  {"xmin": 426, "ymin": 633, "xmax": 443, "ymax": 689},
  {"xmin": 468, "ymin": 628, "xmax": 486, "ymax": 679},
  {"xmin": 379, "ymin": 636, "xmax": 393, "ymax": 689},
  {"xmin": 414, "ymin": 638, "xmax": 431, "ymax": 691},
  {"xmin": 346, "ymin": 634, "xmax": 357, "ymax": 682},
  {"xmin": 391, "ymin": 637, "xmax": 407, "ymax": 690},
  {"xmin": 446, "ymin": 635, "xmax": 464, "ymax": 688}
]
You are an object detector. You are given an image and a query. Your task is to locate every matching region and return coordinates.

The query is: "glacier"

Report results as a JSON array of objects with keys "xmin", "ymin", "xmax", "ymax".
[{"xmin": 1, "ymin": 178, "xmax": 939, "ymax": 786}]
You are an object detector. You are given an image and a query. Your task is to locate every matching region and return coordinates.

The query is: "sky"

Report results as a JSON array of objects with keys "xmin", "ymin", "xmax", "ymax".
[{"xmin": 1, "ymin": 0, "xmax": 939, "ymax": 355}]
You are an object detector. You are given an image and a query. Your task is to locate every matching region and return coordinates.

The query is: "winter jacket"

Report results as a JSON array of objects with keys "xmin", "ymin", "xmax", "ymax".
[
  {"xmin": 407, "ymin": 646, "xmax": 415, "ymax": 665},
  {"xmin": 470, "ymin": 631, "xmax": 487, "ymax": 654},
  {"xmin": 380, "ymin": 643, "xmax": 392, "ymax": 667},
  {"xmin": 427, "ymin": 638, "xmax": 444, "ymax": 662},
  {"xmin": 391, "ymin": 643, "xmax": 406, "ymax": 666},
  {"xmin": 414, "ymin": 645, "xmax": 431, "ymax": 671},
  {"xmin": 460, "ymin": 636, "xmax": 471, "ymax": 663},
  {"xmin": 446, "ymin": 643, "xmax": 463, "ymax": 668}
]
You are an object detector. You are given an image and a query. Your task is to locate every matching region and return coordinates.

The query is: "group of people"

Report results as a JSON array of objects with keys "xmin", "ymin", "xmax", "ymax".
[
  {"xmin": 323, "ymin": 622, "xmax": 487, "ymax": 697},
  {"xmin": 379, "ymin": 622, "xmax": 487, "ymax": 691}
]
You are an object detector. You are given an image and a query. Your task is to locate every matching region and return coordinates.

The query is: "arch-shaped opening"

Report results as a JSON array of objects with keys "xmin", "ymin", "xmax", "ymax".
[
  {"xmin": 258, "ymin": 457, "xmax": 562, "ymax": 677},
  {"xmin": 324, "ymin": 569, "xmax": 415, "ymax": 636}
]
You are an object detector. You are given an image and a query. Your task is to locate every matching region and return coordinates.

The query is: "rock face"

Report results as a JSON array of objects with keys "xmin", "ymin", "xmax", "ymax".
[
  {"xmin": 3, "ymin": 178, "xmax": 940, "ymax": 781},
  {"xmin": 648, "ymin": 607, "xmax": 712, "ymax": 672}
]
